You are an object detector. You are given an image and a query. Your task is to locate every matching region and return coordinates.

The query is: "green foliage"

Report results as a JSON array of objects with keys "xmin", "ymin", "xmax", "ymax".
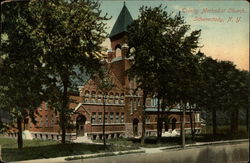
[
  {"xmin": 27, "ymin": 0, "xmax": 109, "ymax": 109},
  {"xmin": 1, "ymin": 0, "xmax": 45, "ymax": 116},
  {"xmin": 0, "ymin": 1, "xmax": 46, "ymax": 148},
  {"xmin": 127, "ymin": 5, "xmax": 202, "ymax": 104},
  {"xmin": 25, "ymin": 0, "xmax": 110, "ymax": 143},
  {"xmin": 197, "ymin": 54, "xmax": 248, "ymax": 112},
  {"xmin": 197, "ymin": 51, "xmax": 248, "ymax": 136},
  {"xmin": 199, "ymin": 55, "xmax": 248, "ymax": 113},
  {"xmin": 127, "ymin": 5, "xmax": 202, "ymax": 142},
  {"xmin": 1, "ymin": 0, "xmax": 110, "ymax": 145}
]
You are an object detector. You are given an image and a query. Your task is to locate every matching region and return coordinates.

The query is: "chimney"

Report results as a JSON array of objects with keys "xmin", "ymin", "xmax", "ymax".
[
  {"xmin": 121, "ymin": 44, "xmax": 129, "ymax": 59},
  {"xmin": 107, "ymin": 49, "xmax": 114, "ymax": 62}
]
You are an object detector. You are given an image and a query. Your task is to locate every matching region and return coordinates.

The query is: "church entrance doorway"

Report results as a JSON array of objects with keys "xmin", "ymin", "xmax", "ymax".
[
  {"xmin": 171, "ymin": 118, "xmax": 177, "ymax": 130},
  {"xmin": 76, "ymin": 115, "xmax": 86, "ymax": 136}
]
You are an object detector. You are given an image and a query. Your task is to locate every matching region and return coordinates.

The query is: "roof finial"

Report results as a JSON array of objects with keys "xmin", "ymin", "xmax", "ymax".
[{"xmin": 124, "ymin": 1, "xmax": 126, "ymax": 6}]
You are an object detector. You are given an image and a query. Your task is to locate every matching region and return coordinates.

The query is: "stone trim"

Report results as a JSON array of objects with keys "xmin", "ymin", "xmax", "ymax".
[
  {"xmin": 91, "ymin": 123, "xmax": 125, "ymax": 126},
  {"xmin": 82, "ymin": 103, "xmax": 125, "ymax": 106},
  {"xmin": 88, "ymin": 131, "xmax": 125, "ymax": 134}
]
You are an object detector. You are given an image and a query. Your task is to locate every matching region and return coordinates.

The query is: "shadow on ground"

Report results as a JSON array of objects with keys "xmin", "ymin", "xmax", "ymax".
[{"xmin": 2, "ymin": 143, "xmax": 108, "ymax": 162}]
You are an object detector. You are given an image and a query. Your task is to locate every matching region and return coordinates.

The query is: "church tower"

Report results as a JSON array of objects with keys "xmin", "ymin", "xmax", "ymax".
[
  {"xmin": 107, "ymin": 2, "xmax": 134, "ymax": 87},
  {"xmin": 107, "ymin": 2, "xmax": 133, "ymax": 61}
]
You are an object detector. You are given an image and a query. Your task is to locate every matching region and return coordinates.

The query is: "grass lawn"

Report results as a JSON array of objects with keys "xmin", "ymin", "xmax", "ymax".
[
  {"xmin": 96, "ymin": 125, "xmax": 248, "ymax": 148},
  {"xmin": 1, "ymin": 125, "xmax": 247, "ymax": 162},
  {"xmin": 0, "ymin": 136, "xmax": 138, "ymax": 162},
  {"xmin": 95, "ymin": 137, "xmax": 184, "ymax": 148}
]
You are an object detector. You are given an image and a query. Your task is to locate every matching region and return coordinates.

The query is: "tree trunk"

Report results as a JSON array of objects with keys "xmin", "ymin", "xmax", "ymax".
[
  {"xmin": 61, "ymin": 79, "xmax": 68, "ymax": 144},
  {"xmin": 159, "ymin": 97, "xmax": 166, "ymax": 140},
  {"xmin": 102, "ymin": 94, "xmax": 106, "ymax": 146},
  {"xmin": 157, "ymin": 97, "xmax": 161, "ymax": 140},
  {"xmin": 180, "ymin": 104, "xmax": 183, "ymax": 143},
  {"xmin": 212, "ymin": 109, "xmax": 217, "ymax": 137},
  {"xmin": 230, "ymin": 109, "xmax": 234, "ymax": 136},
  {"xmin": 17, "ymin": 116, "xmax": 23, "ymax": 149},
  {"xmin": 189, "ymin": 107, "xmax": 194, "ymax": 140},
  {"xmin": 230, "ymin": 108, "xmax": 239, "ymax": 137},
  {"xmin": 193, "ymin": 111, "xmax": 196, "ymax": 138},
  {"xmin": 60, "ymin": 112, "xmax": 66, "ymax": 144},
  {"xmin": 141, "ymin": 92, "xmax": 147, "ymax": 145},
  {"xmin": 235, "ymin": 108, "xmax": 239, "ymax": 133},
  {"xmin": 182, "ymin": 102, "xmax": 186, "ymax": 148}
]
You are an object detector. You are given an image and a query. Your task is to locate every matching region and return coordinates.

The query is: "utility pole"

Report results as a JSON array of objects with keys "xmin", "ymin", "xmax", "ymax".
[{"xmin": 181, "ymin": 101, "xmax": 186, "ymax": 148}]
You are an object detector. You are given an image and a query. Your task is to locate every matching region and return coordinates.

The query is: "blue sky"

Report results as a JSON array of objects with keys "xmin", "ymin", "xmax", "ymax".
[{"xmin": 100, "ymin": 1, "xmax": 249, "ymax": 70}]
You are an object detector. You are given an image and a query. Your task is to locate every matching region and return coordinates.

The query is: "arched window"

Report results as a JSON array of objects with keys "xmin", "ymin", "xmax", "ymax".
[
  {"xmin": 130, "ymin": 99, "xmax": 133, "ymax": 113},
  {"xmin": 84, "ymin": 90, "xmax": 90, "ymax": 103},
  {"xmin": 109, "ymin": 92, "xmax": 114, "ymax": 104},
  {"xmin": 115, "ymin": 44, "xmax": 121, "ymax": 57},
  {"xmin": 91, "ymin": 91, "xmax": 96, "ymax": 103},
  {"xmin": 120, "ymin": 93, "xmax": 124, "ymax": 104},
  {"xmin": 51, "ymin": 114, "xmax": 54, "ymax": 127},
  {"xmin": 146, "ymin": 98, "xmax": 151, "ymax": 107},
  {"xmin": 97, "ymin": 91, "xmax": 102, "ymax": 103},
  {"xmin": 134, "ymin": 99, "xmax": 137, "ymax": 110},
  {"xmin": 102, "ymin": 92, "xmax": 108, "ymax": 104},
  {"xmin": 115, "ymin": 93, "xmax": 119, "ymax": 104},
  {"xmin": 137, "ymin": 98, "xmax": 140, "ymax": 106}
]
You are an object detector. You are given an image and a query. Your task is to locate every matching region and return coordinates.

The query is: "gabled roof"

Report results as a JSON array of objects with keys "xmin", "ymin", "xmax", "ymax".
[
  {"xmin": 81, "ymin": 66, "xmax": 125, "ymax": 92},
  {"xmin": 109, "ymin": 2, "xmax": 133, "ymax": 38}
]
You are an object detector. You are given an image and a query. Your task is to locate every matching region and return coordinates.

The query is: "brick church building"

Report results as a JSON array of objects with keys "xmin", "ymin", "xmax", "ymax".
[{"xmin": 8, "ymin": 4, "xmax": 202, "ymax": 141}]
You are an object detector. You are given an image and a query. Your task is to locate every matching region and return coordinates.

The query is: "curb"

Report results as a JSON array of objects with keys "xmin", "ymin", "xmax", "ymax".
[
  {"xmin": 161, "ymin": 139, "xmax": 249, "ymax": 151},
  {"xmin": 10, "ymin": 149, "xmax": 145, "ymax": 163},
  {"xmin": 65, "ymin": 149, "xmax": 145, "ymax": 161}
]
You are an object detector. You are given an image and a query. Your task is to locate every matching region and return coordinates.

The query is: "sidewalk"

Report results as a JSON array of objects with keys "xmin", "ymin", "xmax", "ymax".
[
  {"xmin": 140, "ymin": 139, "xmax": 249, "ymax": 154},
  {"xmin": 10, "ymin": 139, "xmax": 249, "ymax": 163}
]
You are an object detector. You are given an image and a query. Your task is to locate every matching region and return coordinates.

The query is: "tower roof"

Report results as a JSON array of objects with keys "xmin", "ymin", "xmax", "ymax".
[{"xmin": 109, "ymin": 2, "xmax": 133, "ymax": 38}]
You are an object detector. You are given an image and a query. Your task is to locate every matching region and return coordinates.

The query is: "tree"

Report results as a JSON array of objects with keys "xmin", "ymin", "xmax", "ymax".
[
  {"xmin": 197, "ymin": 53, "xmax": 248, "ymax": 138},
  {"xmin": 27, "ymin": 0, "xmax": 109, "ymax": 144},
  {"xmin": 126, "ymin": 6, "xmax": 160, "ymax": 144},
  {"xmin": 93, "ymin": 66, "xmax": 115, "ymax": 146},
  {"xmin": 0, "ymin": 1, "xmax": 45, "ymax": 149},
  {"xmin": 217, "ymin": 62, "xmax": 248, "ymax": 137},
  {"xmin": 198, "ymin": 55, "xmax": 221, "ymax": 137},
  {"xmin": 127, "ymin": 5, "xmax": 201, "ymax": 145}
]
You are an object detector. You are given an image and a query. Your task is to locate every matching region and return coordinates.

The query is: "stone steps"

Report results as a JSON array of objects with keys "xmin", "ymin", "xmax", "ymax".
[{"xmin": 73, "ymin": 136, "xmax": 93, "ymax": 143}]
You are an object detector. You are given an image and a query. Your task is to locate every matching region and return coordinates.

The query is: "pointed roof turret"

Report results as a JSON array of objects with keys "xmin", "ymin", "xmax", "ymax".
[{"xmin": 109, "ymin": 2, "xmax": 133, "ymax": 38}]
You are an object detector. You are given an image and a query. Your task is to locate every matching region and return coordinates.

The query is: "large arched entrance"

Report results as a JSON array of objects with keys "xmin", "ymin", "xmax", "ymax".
[
  {"xmin": 133, "ymin": 118, "xmax": 139, "ymax": 137},
  {"xmin": 76, "ymin": 115, "xmax": 86, "ymax": 136},
  {"xmin": 164, "ymin": 118, "xmax": 169, "ymax": 132},
  {"xmin": 171, "ymin": 118, "xmax": 177, "ymax": 130}
]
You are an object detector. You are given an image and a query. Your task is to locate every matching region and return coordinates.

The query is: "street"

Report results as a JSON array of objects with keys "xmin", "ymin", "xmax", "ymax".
[{"xmin": 63, "ymin": 142, "xmax": 248, "ymax": 163}]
